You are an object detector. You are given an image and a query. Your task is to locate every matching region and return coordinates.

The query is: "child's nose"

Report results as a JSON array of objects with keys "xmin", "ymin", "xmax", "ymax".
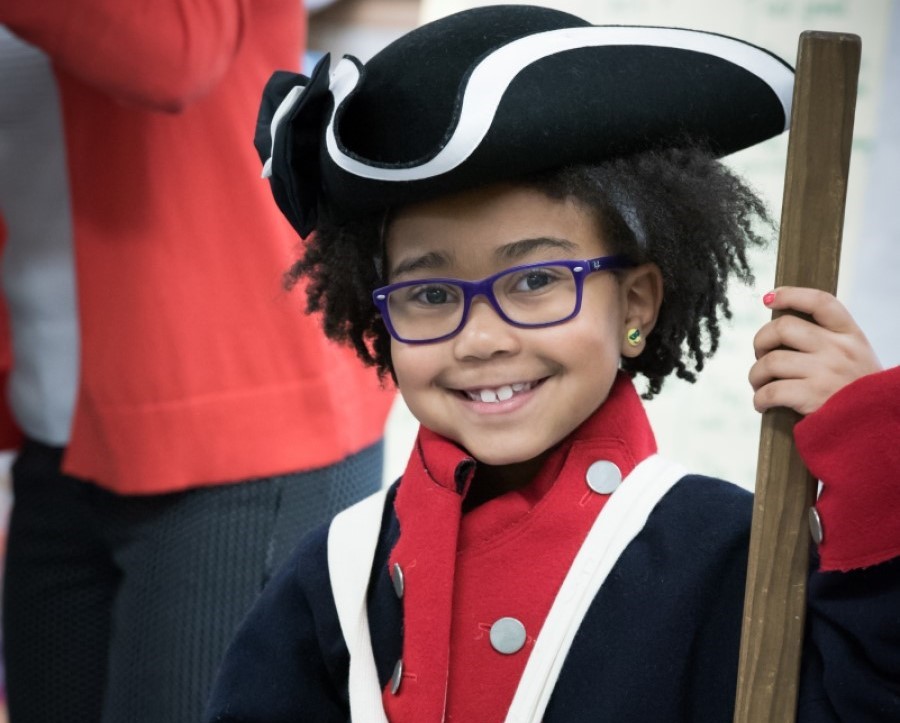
[{"xmin": 452, "ymin": 296, "xmax": 520, "ymax": 360}]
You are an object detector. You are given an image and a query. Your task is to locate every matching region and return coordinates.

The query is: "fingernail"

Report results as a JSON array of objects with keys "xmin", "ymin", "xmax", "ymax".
[{"xmin": 762, "ymin": 291, "xmax": 776, "ymax": 306}]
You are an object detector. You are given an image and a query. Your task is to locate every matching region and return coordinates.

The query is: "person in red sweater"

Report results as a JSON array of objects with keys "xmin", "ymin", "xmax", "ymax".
[{"xmin": 0, "ymin": 3, "xmax": 393, "ymax": 722}]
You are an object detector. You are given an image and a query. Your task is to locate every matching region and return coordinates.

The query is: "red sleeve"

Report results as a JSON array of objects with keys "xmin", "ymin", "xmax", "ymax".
[
  {"xmin": 794, "ymin": 366, "xmax": 900, "ymax": 571},
  {"xmin": 0, "ymin": 0, "xmax": 249, "ymax": 111}
]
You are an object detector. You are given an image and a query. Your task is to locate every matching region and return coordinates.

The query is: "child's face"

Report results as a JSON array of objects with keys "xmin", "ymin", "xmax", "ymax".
[{"xmin": 384, "ymin": 183, "xmax": 660, "ymax": 474}]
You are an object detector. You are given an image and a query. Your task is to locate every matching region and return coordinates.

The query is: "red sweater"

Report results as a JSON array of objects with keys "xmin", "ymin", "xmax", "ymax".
[{"xmin": 0, "ymin": 0, "xmax": 394, "ymax": 493}]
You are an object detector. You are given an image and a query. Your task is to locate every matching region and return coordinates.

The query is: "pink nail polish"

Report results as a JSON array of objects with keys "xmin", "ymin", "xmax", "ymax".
[{"xmin": 763, "ymin": 291, "xmax": 776, "ymax": 306}]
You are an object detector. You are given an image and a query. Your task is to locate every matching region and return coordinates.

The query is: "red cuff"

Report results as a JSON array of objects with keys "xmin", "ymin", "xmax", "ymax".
[{"xmin": 794, "ymin": 367, "xmax": 900, "ymax": 571}]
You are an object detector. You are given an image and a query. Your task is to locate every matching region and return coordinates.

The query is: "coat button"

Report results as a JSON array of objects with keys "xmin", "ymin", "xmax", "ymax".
[
  {"xmin": 490, "ymin": 617, "xmax": 527, "ymax": 654},
  {"xmin": 808, "ymin": 506, "xmax": 824, "ymax": 544},
  {"xmin": 390, "ymin": 659, "xmax": 403, "ymax": 694},
  {"xmin": 586, "ymin": 460, "xmax": 622, "ymax": 494},
  {"xmin": 391, "ymin": 562, "xmax": 405, "ymax": 599}
]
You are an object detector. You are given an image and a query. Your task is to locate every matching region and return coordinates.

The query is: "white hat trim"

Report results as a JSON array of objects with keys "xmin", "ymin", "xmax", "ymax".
[{"xmin": 323, "ymin": 25, "xmax": 794, "ymax": 183}]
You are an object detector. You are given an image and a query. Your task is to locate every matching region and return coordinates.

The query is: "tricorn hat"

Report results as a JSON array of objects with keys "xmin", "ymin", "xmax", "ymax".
[{"xmin": 256, "ymin": 4, "xmax": 794, "ymax": 237}]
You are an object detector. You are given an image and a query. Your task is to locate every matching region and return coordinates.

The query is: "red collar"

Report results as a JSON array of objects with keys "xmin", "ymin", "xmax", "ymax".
[{"xmin": 410, "ymin": 371, "xmax": 654, "ymax": 493}]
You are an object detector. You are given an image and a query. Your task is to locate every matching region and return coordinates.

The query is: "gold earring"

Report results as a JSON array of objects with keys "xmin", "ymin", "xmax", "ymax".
[{"xmin": 626, "ymin": 328, "xmax": 642, "ymax": 347}]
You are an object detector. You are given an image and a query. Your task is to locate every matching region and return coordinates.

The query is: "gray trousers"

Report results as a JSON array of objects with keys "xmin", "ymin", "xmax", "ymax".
[{"xmin": 2, "ymin": 438, "xmax": 383, "ymax": 723}]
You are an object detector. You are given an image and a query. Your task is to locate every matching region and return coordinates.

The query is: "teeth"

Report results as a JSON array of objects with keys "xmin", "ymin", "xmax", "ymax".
[{"xmin": 467, "ymin": 381, "xmax": 533, "ymax": 403}]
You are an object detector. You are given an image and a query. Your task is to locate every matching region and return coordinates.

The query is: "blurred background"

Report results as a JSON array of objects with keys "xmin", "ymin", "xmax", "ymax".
[{"xmin": 306, "ymin": 0, "xmax": 899, "ymax": 490}]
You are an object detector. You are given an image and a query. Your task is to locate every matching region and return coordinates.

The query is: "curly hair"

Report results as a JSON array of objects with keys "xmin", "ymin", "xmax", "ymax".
[{"xmin": 286, "ymin": 146, "xmax": 773, "ymax": 398}]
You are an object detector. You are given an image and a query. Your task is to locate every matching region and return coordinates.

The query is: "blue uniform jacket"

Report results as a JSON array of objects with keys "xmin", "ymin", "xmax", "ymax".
[{"xmin": 205, "ymin": 474, "xmax": 900, "ymax": 722}]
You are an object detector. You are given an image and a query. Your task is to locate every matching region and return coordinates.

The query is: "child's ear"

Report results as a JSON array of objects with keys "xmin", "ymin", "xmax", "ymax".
[{"xmin": 620, "ymin": 263, "xmax": 664, "ymax": 358}]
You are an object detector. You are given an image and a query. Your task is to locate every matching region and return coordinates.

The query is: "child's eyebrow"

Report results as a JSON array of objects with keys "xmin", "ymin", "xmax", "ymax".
[
  {"xmin": 389, "ymin": 250, "xmax": 452, "ymax": 279},
  {"xmin": 496, "ymin": 237, "xmax": 579, "ymax": 260},
  {"xmin": 389, "ymin": 237, "xmax": 576, "ymax": 279}
]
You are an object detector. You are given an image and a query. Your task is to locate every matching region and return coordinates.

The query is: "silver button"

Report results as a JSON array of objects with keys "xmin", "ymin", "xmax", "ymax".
[
  {"xmin": 391, "ymin": 562, "xmax": 405, "ymax": 599},
  {"xmin": 585, "ymin": 460, "xmax": 622, "ymax": 494},
  {"xmin": 489, "ymin": 617, "xmax": 527, "ymax": 655},
  {"xmin": 390, "ymin": 659, "xmax": 403, "ymax": 694},
  {"xmin": 808, "ymin": 506, "xmax": 824, "ymax": 545}
]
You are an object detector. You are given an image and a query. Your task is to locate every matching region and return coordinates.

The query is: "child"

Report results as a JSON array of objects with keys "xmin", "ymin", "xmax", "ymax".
[{"xmin": 207, "ymin": 5, "xmax": 900, "ymax": 721}]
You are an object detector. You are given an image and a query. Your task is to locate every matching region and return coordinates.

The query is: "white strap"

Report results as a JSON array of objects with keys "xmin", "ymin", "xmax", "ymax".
[
  {"xmin": 504, "ymin": 454, "xmax": 688, "ymax": 723},
  {"xmin": 327, "ymin": 488, "xmax": 391, "ymax": 723},
  {"xmin": 327, "ymin": 456, "xmax": 688, "ymax": 723}
]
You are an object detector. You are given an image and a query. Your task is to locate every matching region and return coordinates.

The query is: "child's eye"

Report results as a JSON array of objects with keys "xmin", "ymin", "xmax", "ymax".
[
  {"xmin": 406, "ymin": 283, "xmax": 459, "ymax": 306},
  {"xmin": 509, "ymin": 267, "xmax": 562, "ymax": 293}
]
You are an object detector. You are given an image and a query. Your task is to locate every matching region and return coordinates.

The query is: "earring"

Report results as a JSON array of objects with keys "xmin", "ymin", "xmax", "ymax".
[{"xmin": 626, "ymin": 328, "xmax": 642, "ymax": 347}]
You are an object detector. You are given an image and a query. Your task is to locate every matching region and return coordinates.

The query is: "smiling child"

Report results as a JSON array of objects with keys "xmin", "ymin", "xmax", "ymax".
[{"xmin": 206, "ymin": 5, "xmax": 900, "ymax": 722}]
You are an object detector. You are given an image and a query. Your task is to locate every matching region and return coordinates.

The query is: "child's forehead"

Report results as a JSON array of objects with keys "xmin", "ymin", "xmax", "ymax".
[{"xmin": 384, "ymin": 185, "xmax": 608, "ymax": 275}]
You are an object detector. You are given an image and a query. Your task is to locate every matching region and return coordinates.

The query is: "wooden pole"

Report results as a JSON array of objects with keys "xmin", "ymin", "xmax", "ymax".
[{"xmin": 733, "ymin": 31, "xmax": 860, "ymax": 723}]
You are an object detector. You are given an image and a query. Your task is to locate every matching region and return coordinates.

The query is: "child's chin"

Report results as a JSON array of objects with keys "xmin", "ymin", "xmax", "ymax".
[{"xmin": 468, "ymin": 445, "xmax": 547, "ymax": 469}]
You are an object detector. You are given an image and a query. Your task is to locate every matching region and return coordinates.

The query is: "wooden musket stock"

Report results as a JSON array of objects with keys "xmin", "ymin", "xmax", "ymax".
[{"xmin": 733, "ymin": 31, "xmax": 861, "ymax": 723}]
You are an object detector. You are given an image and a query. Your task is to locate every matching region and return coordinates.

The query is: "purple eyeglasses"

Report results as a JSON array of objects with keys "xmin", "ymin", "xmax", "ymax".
[{"xmin": 372, "ymin": 255, "xmax": 634, "ymax": 343}]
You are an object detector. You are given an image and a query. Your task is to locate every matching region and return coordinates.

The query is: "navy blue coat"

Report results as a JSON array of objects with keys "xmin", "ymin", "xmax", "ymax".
[{"xmin": 205, "ymin": 474, "xmax": 900, "ymax": 722}]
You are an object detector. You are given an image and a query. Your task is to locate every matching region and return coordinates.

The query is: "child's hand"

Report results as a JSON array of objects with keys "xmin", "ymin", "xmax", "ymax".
[{"xmin": 749, "ymin": 286, "xmax": 881, "ymax": 415}]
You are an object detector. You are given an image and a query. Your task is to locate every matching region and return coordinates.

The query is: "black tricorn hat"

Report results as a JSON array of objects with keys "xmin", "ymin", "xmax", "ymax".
[{"xmin": 256, "ymin": 4, "xmax": 794, "ymax": 238}]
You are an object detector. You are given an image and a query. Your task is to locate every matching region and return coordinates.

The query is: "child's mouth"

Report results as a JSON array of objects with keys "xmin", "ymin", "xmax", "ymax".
[{"xmin": 462, "ymin": 380, "xmax": 539, "ymax": 404}]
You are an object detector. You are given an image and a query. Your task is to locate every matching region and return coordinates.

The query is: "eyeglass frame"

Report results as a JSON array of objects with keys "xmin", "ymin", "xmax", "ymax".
[{"xmin": 372, "ymin": 254, "xmax": 635, "ymax": 344}]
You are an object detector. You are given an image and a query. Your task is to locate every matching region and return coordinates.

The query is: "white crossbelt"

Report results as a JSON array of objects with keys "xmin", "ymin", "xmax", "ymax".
[
  {"xmin": 327, "ymin": 454, "xmax": 688, "ymax": 722},
  {"xmin": 328, "ymin": 487, "xmax": 391, "ymax": 723}
]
